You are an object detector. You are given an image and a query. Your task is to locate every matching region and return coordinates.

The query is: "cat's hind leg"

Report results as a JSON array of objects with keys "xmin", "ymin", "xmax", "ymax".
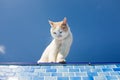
[{"xmin": 37, "ymin": 52, "xmax": 48, "ymax": 63}]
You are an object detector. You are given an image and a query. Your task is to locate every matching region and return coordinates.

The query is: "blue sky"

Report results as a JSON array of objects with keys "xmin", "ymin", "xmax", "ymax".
[{"xmin": 0, "ymin": 0, "xmax": 120, "ymax": 62}]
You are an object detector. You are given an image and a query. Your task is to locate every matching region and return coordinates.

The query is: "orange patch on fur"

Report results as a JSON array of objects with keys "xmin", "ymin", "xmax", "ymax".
[
  {"xmin": 61, "ymin": 24, "xmax": 68, "ymax": 32},
  {"xmin": 51, "ymin": 21, "xmax": 68, "ymax": 32}
]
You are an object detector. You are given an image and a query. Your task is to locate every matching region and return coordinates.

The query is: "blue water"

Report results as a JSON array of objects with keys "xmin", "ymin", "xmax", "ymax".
[{"xmin": 0, "ymin": 0, "xmax": 120, "ymax": 62}]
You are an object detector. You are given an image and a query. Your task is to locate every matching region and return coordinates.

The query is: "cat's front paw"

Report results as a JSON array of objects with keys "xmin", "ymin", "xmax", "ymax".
[
  {"xmin": 48, "ymin": 61, "xmax": 56, "ymax": 63},
  {"xmin": 57, "ymin": 59, "xmax": 66, "ymax": 63}
]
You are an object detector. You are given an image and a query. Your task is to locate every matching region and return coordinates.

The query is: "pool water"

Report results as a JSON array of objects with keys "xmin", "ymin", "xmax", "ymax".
[{"xmin": 0, "ymin": 64, "xmax": 120, "ymax": 80}]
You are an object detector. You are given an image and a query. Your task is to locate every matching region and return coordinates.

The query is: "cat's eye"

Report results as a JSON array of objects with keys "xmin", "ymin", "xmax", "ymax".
[{"xmin": 53, "ymin": 32, "xmax": 56, "ymax": 34}]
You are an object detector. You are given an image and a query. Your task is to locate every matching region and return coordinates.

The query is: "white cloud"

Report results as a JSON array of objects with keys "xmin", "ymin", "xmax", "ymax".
[{"xmin": 0, "ymin": 45, "xmax": 5, "ymax": 54}]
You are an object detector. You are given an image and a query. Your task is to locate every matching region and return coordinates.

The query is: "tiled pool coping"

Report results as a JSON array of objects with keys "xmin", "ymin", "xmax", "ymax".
[
  {"xmin": 0, "ymin": 62, "xmax": 120, "ymax": 80},
  {"xmin": 0, "ymin": 62, "xmax": 120, "ymax": 65}
]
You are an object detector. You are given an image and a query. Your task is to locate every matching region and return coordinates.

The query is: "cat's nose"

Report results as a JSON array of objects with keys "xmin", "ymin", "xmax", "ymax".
[
  {"xmin": 59, "ymin": 31, "xmax": 62, "ymax": 34},
  {"xmin": 58, "ymin": 35, "xmax": 62, "ymax": 37}
]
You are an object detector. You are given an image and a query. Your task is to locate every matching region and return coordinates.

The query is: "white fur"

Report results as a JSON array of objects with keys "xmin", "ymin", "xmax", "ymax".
[{"xmin": 37, "ymin": 20, "xmax": 73, "ymax": 63}]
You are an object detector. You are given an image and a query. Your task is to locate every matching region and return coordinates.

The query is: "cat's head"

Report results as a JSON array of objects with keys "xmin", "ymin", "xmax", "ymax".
[{"xmin": 49, "ymin": 17, "xmax": 70, "ymax": 40}]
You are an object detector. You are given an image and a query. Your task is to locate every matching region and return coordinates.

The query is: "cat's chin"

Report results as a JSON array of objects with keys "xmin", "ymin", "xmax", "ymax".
[
  {"xmin": 55, "ymin": 38, "xmax": 64, "ymax": 41},
  {"xmin": 54, "ymin": 35, "xmax": 68, "ymax": 40}
]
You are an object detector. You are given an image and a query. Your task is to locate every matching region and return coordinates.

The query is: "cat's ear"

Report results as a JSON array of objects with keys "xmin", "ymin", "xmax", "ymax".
[
  {"xmin": 48, "ymin": 20, "xmax": 54, "ymax": 27},
  {"xmin": 63, "ymin": 17, "xmax": 67, "ymax": 24}
]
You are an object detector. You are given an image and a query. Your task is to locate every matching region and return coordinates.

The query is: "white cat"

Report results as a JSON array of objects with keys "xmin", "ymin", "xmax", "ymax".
[{"xmin": 37, "ymin": 17, "xmax": 73, "ymax": 63}]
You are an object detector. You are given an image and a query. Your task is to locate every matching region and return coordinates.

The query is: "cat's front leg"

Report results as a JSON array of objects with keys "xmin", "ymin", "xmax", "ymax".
[
  {"xmin": 48, "ymin": 54, "xmax": 57, "ymax": 63},
  {"xmin": 48, "ymin": 50, "xmax": 58, "ymax": 63},
  {"xmin": 56, "ymin": 46, "xmax": 70, "ymax": 63},
  {"xmin": 56, "ymin": 52, "xmax": 66, "ymax": 63}
]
